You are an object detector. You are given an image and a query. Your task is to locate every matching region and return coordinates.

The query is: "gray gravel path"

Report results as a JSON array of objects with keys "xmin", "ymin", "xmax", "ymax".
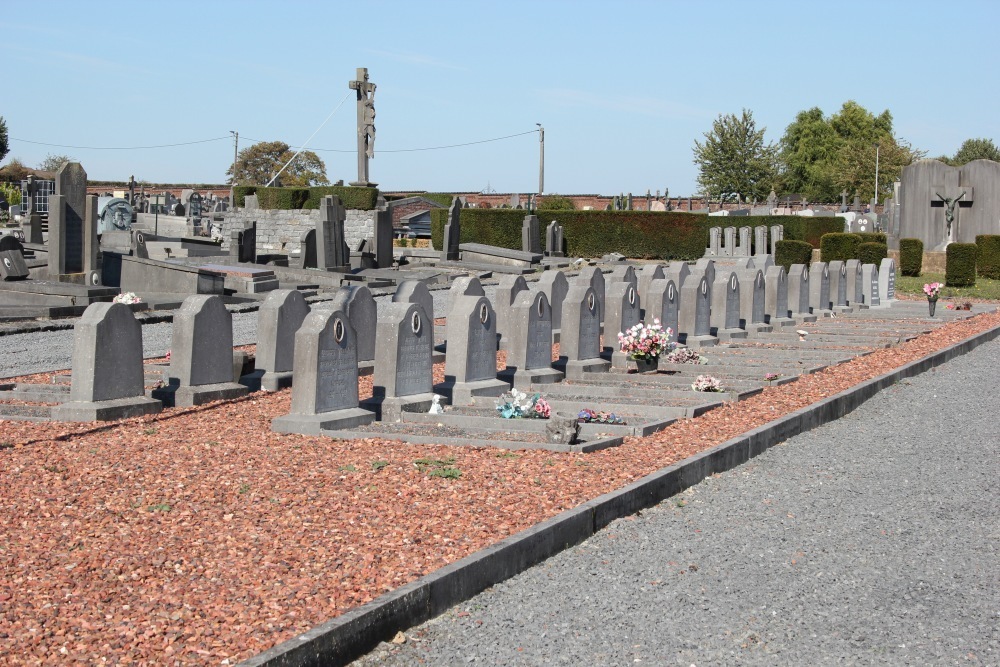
[{"xmin": 356, "ymin": 338, "xmax": 1000, "ymax": 666}]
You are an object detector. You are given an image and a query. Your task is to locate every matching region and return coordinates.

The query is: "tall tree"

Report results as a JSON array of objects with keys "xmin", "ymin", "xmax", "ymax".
[
  {"xmin": 0, "ymin": 116, "xmax": 8, "ymax": 164},
  {"xmin": 692, "ymin": 109, "xmax": 777, "ymax": 203},
  {"xmin": 951, "ymin": 138, "xmax": 1000, "ymax": 165},
  {"xmin": 777, "ymin": 107, "xmax": 841, "ymax": 202},
  {"xmin": 38, "ymin": 153, "xmax": 75, "ymax": 172},
  {"xmin": 226, "ymin": 140, "xmax": 329, "ymax": 187}
]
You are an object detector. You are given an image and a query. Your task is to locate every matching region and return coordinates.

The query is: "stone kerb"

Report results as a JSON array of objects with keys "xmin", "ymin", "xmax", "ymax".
[
  {"xmin": 497, "ymin": 290, "xmax": 564, "ymax": 389},
  {"xmin": 678, "ymin": 275, "xmax": 717, "ymax": 348},
  {"xmin": 437, "ymin": 295, "xmax": 508, "ymax": 405},
  {"xmin": 573, "ymin": 266, "xmax": 605, "ymax": 325},
  {"xmin": 271, "ymin": 309, "xmax": 375, "ymax": 434},
  {"xmin": 845, "ymin": 260, "xmax": 865, "ymax": 308},
  {"xmin": 51, "ymin": 302, "xmax": 162, "ymax": 422},
  {"xmin": 861, "ymin": 264, "xmax": 881, "ymax": 307},
  {"xmin": 827, "ymin": 261, "xmax": 852, "ymax": 312},
  {"xmin": 255, "ymin": 289, "xmax": 310, "ymax": 391},
  {"xmin": 645, "ymin": 278, "xmax": 680, "ymax": 341},
  {"xmin": 158, "ymin": 295, "xmax": 249, "ymax": 407},
  {"xmin": 735, "ymin": 268, "xmax": 771, "ymax": 334},
  {"xmin": 537, "ymin": 270, "xmax": 569, "ymax": 335},
  {"xmin": 555, "ymin": 284, "xmax": 611, "ymax": 379},
  {"xmin": 710, "ymin": 272, "xmax": 747, "ymax": 341},
  {"xmin": 363, "ymin": 301, "xmax": 436, "ymax": 421},
  {"xmin": 495, "ymin": 274, "xmax": 528, "ymax": 346},
  {"xmin": 393, "ymin": 280, "xmax": 435, "ymax": 323},
  {"xmin": 808, "ymin": 262, "xmax": 833, "ymax": 317},
  {"xmin": 764, "ymin": 265, "xmax": 794, "ymax": 327},
  {"xmin": 328, "ymin": 285, "xmax": 378, "ymax": 363},
  {"xmin": 604, "ymin": 281, "xmax": 641, "ymax": 371}
]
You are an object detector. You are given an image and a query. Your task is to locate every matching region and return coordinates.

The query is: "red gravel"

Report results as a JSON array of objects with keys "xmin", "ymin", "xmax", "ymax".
[{"xmin": 1, "ymin": 309, "xmax": 998, "ymax": 665}]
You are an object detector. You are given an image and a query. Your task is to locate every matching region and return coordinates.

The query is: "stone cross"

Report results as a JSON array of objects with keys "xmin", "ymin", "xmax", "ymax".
[
  {"xmin": 840, "ymin": 190, "xmax": 849, "ymax": 211},
  {"xmin": 348, "ymin": 67, "xmax": 377, "ymax": 187}
]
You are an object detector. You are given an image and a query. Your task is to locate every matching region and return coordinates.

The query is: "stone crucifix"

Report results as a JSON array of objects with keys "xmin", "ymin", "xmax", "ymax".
[
  {"xmin": 348, "ymin": 67, "xmax": 377, "ymax": 187},
  {"xmin": 931, "ymin": 186, "xmax": 973, "ymax": 245}
]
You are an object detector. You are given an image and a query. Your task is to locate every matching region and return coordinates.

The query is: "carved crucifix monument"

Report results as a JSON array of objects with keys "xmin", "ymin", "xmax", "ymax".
[
  {"xmin": 930, "ymin": 186, "xmax": 973, "ymax": 247},
  {"xmin": 348, "ymin": 67, "xmax": 377, "ymax": 187}
]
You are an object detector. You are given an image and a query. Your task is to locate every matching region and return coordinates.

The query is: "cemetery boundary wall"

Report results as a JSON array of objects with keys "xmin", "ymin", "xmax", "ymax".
[
  {"xmin": 221, "ymin": 208, "xmax": 375, "ymax": 256},
  {"xmin": 240, "ymin": 317, "xmax": 1000, "ymax": 667}
]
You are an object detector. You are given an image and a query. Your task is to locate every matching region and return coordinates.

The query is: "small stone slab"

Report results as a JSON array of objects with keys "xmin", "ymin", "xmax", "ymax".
[{"xmin": 459, "ymin": 243, "xmax": 543, "ymax": 267}]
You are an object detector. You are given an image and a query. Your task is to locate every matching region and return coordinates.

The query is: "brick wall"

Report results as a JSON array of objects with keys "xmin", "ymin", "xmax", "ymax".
[{"xmin": 220, "ymin": 208, "xmax": 375, "ymax": 255}]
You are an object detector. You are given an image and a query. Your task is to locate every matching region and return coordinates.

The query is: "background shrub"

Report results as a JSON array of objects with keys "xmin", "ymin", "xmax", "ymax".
[
  {"xmin": 899, "ymin": 238, "xmax": 924, "ymax": 277},
  {"xmin": 820, "ymin": 233, "xmax": 862, "ymax": 263},
  {"xmin": 231, "ymin": 185, "xmax": 377, "ymax": 210},
  {"xmin": 856, "ymin": 232, "xmax": 888, "ymax": 245},
  {"xmin": 946, "ymin": 243, "xmax": 977, "ymax": 287},
  {"xmin": 775, "ymin": 240, "xmax": 813, "ymax": 272},
  {"xmin": 975, "ymin": 235, "xmax": 1000, "ymax": 279},
  {"xmin": 857, "ymin": 242, "xmax": 888, "ymax": 267}
]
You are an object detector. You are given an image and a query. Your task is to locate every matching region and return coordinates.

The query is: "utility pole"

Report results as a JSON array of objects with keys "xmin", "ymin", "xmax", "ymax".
[
  {"xmin": 230, "ymin": 130, "xmax": 239, "ymax": 205},
  {"xmin": 873, "ymin": 142, "xmax": 880, "ymax": 203},
  {"xmin": 538, "ymin": 124, "xmax": 545, "ymax": 194}
]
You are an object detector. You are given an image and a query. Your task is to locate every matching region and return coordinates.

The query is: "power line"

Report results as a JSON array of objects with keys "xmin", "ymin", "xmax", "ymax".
[
  {"xmin": 241, "ymin": 128, "xmax": 540, "ymax": 153},
  {"xmin": 10, "ymin": 136, "xmax": 232, "ymax": 150}
]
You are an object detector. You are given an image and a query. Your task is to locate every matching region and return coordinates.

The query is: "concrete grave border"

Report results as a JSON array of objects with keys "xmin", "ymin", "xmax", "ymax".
[{"xmin": 241, "ymin": 317, "xmax": 1000, "ymax": 667}]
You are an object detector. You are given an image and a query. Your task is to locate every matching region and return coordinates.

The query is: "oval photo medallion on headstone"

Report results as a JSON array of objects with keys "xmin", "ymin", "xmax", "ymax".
[
  {"xmin": 479, "ymin": 303, "xmax": 489, "ymax": 325},
  {"xmin": 90, "ymin": 271, "xmax": 100, "ymax": 286},
  {"xmin": 668, "ymin": 283, "xmax": 675, "ymax": 300},
  {"xmin": 411, "ymin": 311, "xmax": 421, "ymax": 335},
  {"xmin": 136, "ymin": 232, "xmax": 144, "ymax": 245},
  {"xmin": 701, "ymin": 280, "xmax": 707, "ymax": 295},
  {"xmin": 730, "ymin": 275, "xmax": 737, "ymax": 291},
  {"xmin": 537, "ymin": 298, "xmax": 545, "ymax": 317},
  {"xmin": 334, "ymin": 318, "xmax": 345, "ymax": 343},
  {"xmin": 627, "ymin": 287, "xmax": 635, "ymax": 306},
  {"xmin": 2, "ymin": 258, "xmax": 10, "ymax": 269},
  {"xmin": 587, "ymin": 292, "xmax": 596, "ymax": 312}
]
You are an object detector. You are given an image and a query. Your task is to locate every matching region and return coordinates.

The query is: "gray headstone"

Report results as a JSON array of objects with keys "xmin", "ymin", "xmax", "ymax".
[
  {"xmin": 845, "ymin": 259, "xmax": 864, "ymax": 306},
  {"xmin": 808, "ymin": 262, "xmax": 832, "ymax": 313},
  {"xmin": 0, "ymin": 250, "xmax": 28, "ymax": 281},
  {"xmin": 692, "ymin": 258, "xmax": 717, "ymax": 288},
  {"xmin": 736, "ymin": 226, "xmax": 752, "ymax": 257},
  {"xmin": 678, "ymin": 275, "xmax": 712, "ymax": 339},
  {"xmin": 170, "ymin": 295, "xmax": 235, "ymax": 387},
  {"xmin": 710, "ymin": 272, "xmax": 742, "ymax": 333},
  {"xmin": 769, "ymin": 225, "xmax": 784, "ymax": 256},
  {"xmin": 445, "ymin": 295, "xmax": 499, "ymax": 383},
  {"xmin": 257, "ymin": 289, "xmax": 310, "ymax": 375},
  {"xmin": 393, "ymin": 280, "xmax": 435, "ymax": 322},
  {"xmin": 545, "ymin": 220, "xmax": 564, "ymax": 257},
  {"xmin": 827, "ymin": 261, "xmax": 849, "ymax": 307},
  {"xmin": 736, "ymin": 269, "xmax": 766, "ymax": 326},
  {"xmin": 754, "ymin": 226, "xmax": 768, "ymax": 256},
  {"xmin": 373, "ymin": 301, "xmax": 433, "ymax": 399},
  {"xmin": 722, "ymin": 227, "xmax": 736, "ymax": 257},
  {"xmin": 521, "ymin": 214, "xmax": 541, "ymax": 254},
  {"xmin": 495, "ymin": 274, "xmax": 528, "ymax": 341},
  {"xmin": 604, "ymin": 281, "xmax": 641, "ymax": 353},
  {"xmin": 537, "ymin": 270, "xmax": 569, "ymax": 332},
  {"xmin": 449, "ymin": 275, "xmax": 486, "ymax": 307},
  {"xmin": 506, "ymin": 290, "xmax": 552, "ymax": 371},
  {"xmin": 574, "ymin": 266, "xmax": 605, "ymax": 323},
  {"xmin": 637, "ymin": 264, "xmax": 665, "ymax": 315},
  {"xmin": 318, "ymin": 195, "xmax": 348, "ymax": 270},
  {"xmin": 374, "ymin": 208, "xmax": 394, "ymax": 269},
  {"xmin": 764, "ymin": 265, "xmax": 790, "ymax": 322},
  {"xmin": 663, "ymin": 262, "xmax": 691, "ymax": 290},
  {"xmin": 645, "ymin": 278, "xmax": 680, "ymax": 339},
  {"xmin": 786, "ymin": 264, "xmax": 811, "ymax": 316},
  {"xmin": 52, "ymin": 162, "xmax": 87, "ymax": 274},
  {"xmin": 879, "ymin": 258, "xmax": 896, "ymax": 302},
  {"xmin": 442, "ymin": 199, "xmax": 461, "ymax": 261},
  {"xmin": 289, "ymin": 309, "xmax": 360, "ymax": 415},
  {"xmin": 606, "ymin": 265, "xmax": 637, "ymax": 289},
  {"xmin": 707, "ymin": 227, "xmax": 721, "ymax": 256},
  {"xmin": 68, "ymin": 303, "xmax": 146, "ymax": 402},
  {"xmin": 559, "ymin": 284, "xmax": 602, "ymax": 362},
  {"xmin": 83, "ymin": 194, "xmax": 99, "ymax": 277},
  {"xmin": 861, "ymin": 264, "xmax": 880, "ymax": 306},
  {"xmin": 132, "ymin": 230, "xmax": 149, "ymax": 260},
  {"xmin": 300, "ymin": 229, "xmax": 317, "ymax": 269},
  {"xmin": 329, "ymin": 285, "xmax": 378, "ymax": 363}
]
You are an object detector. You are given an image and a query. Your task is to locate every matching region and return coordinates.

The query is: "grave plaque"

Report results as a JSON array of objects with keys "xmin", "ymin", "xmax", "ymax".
[
  {"xmin": 678, "ymin": 275, "xmax": 713, "ymax": 342},
  {"xmin": 83, "ymin": 195, "xmax": 99, "ymax": 277},
  {"xmin": 373, "ymin": 301, "xmax": 433, "ymax": 399},
  {"xmin": 560, "ymin": 284, "xmax": 602, "ymax": 362},
  {"xmin": 737, "ymin": 226, "xmax": 752, "ymax": 256},
  {"xmin": 645, "ymin": 278, "xmax": 680, "ymax": 339},
  {"xmin": 449, "ymin": 275, "xmax": 486, "ymax": 303},
  {"xmin": 574, "ymin": 266, "xmax": 605, "ymax": 323},
  {"xmin": 692, "ymin": 258, "xmax": 716, "ymax": 288},
  {"xmin": 300, "ymin": 229, "xmax": 317, "ymax": 269},
  {"xmin": 537, "ymin": 269, "xmax": 569, "ymax": 332},
  {"xmin": 769, "ymin": 225, "xmax": 783, "ymax": 255},
  {"xmin": 828, "ymin": 261, "xmax": 849, "ymax": 308},
  {"xmin": 293, "ymin": 310, "xmax": 361, "ymax": 415},
  {"xmin": 545, "ymin": 220, "xmax": 564, "ymax": 257},
  {"xmin": 442, "ymin": 199, "xmax": 461, "ymax": 261},
  {"xmin": 54, "ymin": 162, "xmax": 87, "ymax": 274},
  {"xmin": 736, "ymin": 268, "xmax": 766, "ymax": 328},
  {"xmin": 374, "ymin": 207, "xmax": 394, "ymax": 269},
  {"xmin": 707, "ymin": 227, "xmax": 721, "ymax": 256},
  {"xmin": 663, "ymin": 261, "xmax": 691, "ymax": 290},
  {"xmin": 329, "ymin": 284, "xmax": 378, "ymax": 363},
  {"xmin": 606, "ymin": 264, "xmax": 637, "ymax": 289},
  {"xmin": 446, "ymin": 295, "xmax": 499, "ymax": 383},
  {"xmin": 604, "ymin": 281, "xmax": 641, "ymax": 352},
  {"xmin": 509, "ymin": 290, "xmax": 553, "ymax": 371},
  {"xmin": 710, "ymin": 272, "xmax": 744, "ymax": 337},
  {"xmin": 861, "ymin": 264, "xmax": 880, "ymax": 307},
  {"xmin": 878, "ymin": 258, "xmax": 896, "ymax": 303},
  {"xmin": 637, "ymin": 264, "xmax": 665, "ymax": 315},
  {"xmin": 170, "ymin": 295, "xmax": 238, "ymax": 387},
  {"xmin": 0, "ymin": 250, "xmax": 28, "ymax": 280},
  {"xmin": 722, "ymin": 227, "xmax": 736, "ymax": 257}
]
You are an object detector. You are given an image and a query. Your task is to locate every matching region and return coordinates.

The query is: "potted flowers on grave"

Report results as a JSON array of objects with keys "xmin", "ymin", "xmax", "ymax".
[
  {"xmin": 923, "ymin": 282, "xmax": 943, "ymax": 317},
  {"xmin": 577, "ymin": 409, "xmax": 627, "ymax": 425},
  {"xmin": 618, "ymin": 319, "xmax": 672, "ymax": 373},
  {"xmin": 691, "ymin": 375, "xmax": 724, "ymax": 392},
  {"xmin": 112, "ymin": 291, "xmax": 142, "ymax": 305},
  {"xmin": 495, "ymin": 388, "xmax": 551, "ymax": 419},
  {"xmin": 663, "ymin": 346, "xmax": 708, "ymax": 365}
]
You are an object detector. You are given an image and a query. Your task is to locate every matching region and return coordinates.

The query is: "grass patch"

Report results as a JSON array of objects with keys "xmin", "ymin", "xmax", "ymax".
[
  {"xmin": 428, "ymin": 467, "xmax": 462, "ymax": 479},
  {"xmin": 338, "ymin": 464, "xmax": 357, "ymax": 473},
  {"xmin": 370, "ymin": 460, "xmax": 389, "ymax": 472},
  {"xmin": 895, "ymin": 272, "xmax": 1000, "ymax": 300},
  {"xmin": 415, "ymin": 456, "xmax": 461, "ymax": 479},
  {"xmin": 147, "ymin": 503, "xmax": 171, "ymax": 513}
]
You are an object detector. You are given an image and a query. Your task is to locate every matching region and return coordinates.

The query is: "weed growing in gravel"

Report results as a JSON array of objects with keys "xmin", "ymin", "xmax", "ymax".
[
  {"xmin": 148, "ymin": 503, "xmax": 172, "ymax": 512},
  {"xmin": 338, "ymin": 464, "xmax": 357, "ymax": 473},
  {"xmin": 237, "ymin": 483, "xmax": 251, "ymax": 494},
  {"xmin": 674, "ymin": 498, "xmax": 687, "ymax": 508},
  {"xmin": 0, "ymin": 442, "xmax": 12, "ymax": 450},
  {"xmin": 144, "ymin": 428, "xmax": 158, "ymax": 435},
  {"xmin": 428, "ymin": 467, "xmax": 461, "ymax": 479},
  {"xmin": 496, "ymin": 451, "xmax": 520, "ymax": 459},
  {"xmin": 416, "ymin": 456, "xmax": 461, "ymax": 479},
  {"xmin": 370, "ymin": 460, "xmax": 389, "ymax": 472}
]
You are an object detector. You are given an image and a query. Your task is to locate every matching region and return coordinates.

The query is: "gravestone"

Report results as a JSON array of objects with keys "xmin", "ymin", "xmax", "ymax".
[
  {"xmin": 374, "ymin": 207, "xmax": 394, "ymax": 269},
  {"xmin": 827, "ymin": 261, "xmax": 851, "ymax": 312},
  {"xmin": 808, "ymin": 262, "xmax": 833, "ymax": 316},
  {"xmin": 497, "ymin": 290, "xmax": 563, "ymax": 389},
  {"xmin": 51, "ymin": 302, "xmax": 162, "ymax": 421},
  {"xmin": 47, "ymin": 162, "xmax": 87, "ymax": 277},
  {"xmin": 231, "ymin": 222, "xmax": 257, "ymax": 264},
  {"xmin": 83, "ymin": 195, "xmax": 99, "ymax": 283},
  {"xmin": 449, "ymin": 275, "xmax": 486, "ymax": 306},
  {"xmin": 764, "ymin": 265, "xmax": 794, "ymax": 327},
  {"xmin": 845, "ymin": 259, "xmax": 865, "ymax": 307},
  {"xmin": 710, "ymin": 272, "xmax": 746, "ymax": 340},
  {"xmin": 393, "ymin": 280, "xmax": 435, "ymax": 323},
  {"xmin": 861, "ymin": 264, "xmax": 881, "ymax": 307},
  {"xmin": 677, "ymin": 275, "xmax": 716, "ymax": 347},
  {"xmin": 0, "ymin": 250, "xmax": 28, "ymax": 280},
  {"xmin": 692, "ymin": 258, "xmax": 716, "ymax": 288},
  {"xmin": 132, "ymin": 230, "xmax": 149, "ymax": 260},
  {"xmin": 328, "ymin": 284, "xmax": 378, "ymax": 363},
  {"xmin": 604, "ymin": 281, "xmax": 641, "ymax": 370},
  {"xmin": 495, "ymin": 274, "xmax": 528, "ymax": 344},
  {"xmin": 537, "ymin": 269, "xmax": 569, "ymax": 334},
  {"xmin": 271, "ymin": 309, "xmax": 375, "ymax": 434},
  {"xmin": 736, "ymin": 268, "xmax": 770, "ymax": 334},
  {"xmin": 754, "ymin": 226, "xmax": 768, "ymax": 256},
  {"xmin": 318, "ymin": 195, "xmax": 349, "ymax": 270},
  {"xmin": 753, "ymin": 254, "xmax": 774, "ymax": 272},
  {"xmin": 545, "ymin": 220, "xmax": 564, "ymax": 257},
  {"xmin": 637, "ymin": 264, "xmax": 665, "ymax": 318},
  {"xmin": 442, "ymin": 199, "xmax": 461, "ymax": 261},
  {"xmin": 521, "ymin": 214, "xmax": 541, "ymax": 254},
  {"xmin": 300, "ymin": 229, "xmax": 317, "ymax": 269},
  {"xmin": 644, "ymin": 278, "xmax": 680, "ymax": 341},
  {"xmin": 706, "ymin": 227, "xmax": 721, "ymax": 257},
  {"xmin": 156, "ymin": 295, "xmax": 249, "ymax": 407},
  {"xmin": 736, "ymin": 226, "xmax": 752, "ymax": 257},
  {"xmin": 363, "ymin": 301, "xmax": 437, "ymax": 420},
  {"xmin": 663, "ymin": 261, "xmax": 691, "ymax": 290},
  {"xmin": 606, "ymin": 264, "xmax": 637, "ymax": 289},
  {"xmin": 255, "ymin": 289, "xmax": 310, "ymax": 391},
  {"xmin": 786, "ymin": 264, "xmax": 816, "ymax": 320},
  {"xmin": 437, "ymin": 295, "xmax": 507, "ymax": 405},
  {"xmin": 574, "ymin": 266, "xmax": 605, "ymax": 324},
  {"xmin": 769, "ymin": 225, "xmax": 784, "ymax": 255},
  {"xmin": 556, "ymin": 284, "xmax": 610, "ymax": 378},
  {"xmin": 722, "ymin": 227, "xmax": 736, "ymax": 257},
  {"xmin": 878, "ymin": 258, "xmax": 896, "ymax": 304}
]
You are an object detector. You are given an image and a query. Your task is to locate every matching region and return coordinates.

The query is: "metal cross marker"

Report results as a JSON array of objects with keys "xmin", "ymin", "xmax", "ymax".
[{"xmin": 348, "ymin": 67, "xmax": 377, "ymax": 187}]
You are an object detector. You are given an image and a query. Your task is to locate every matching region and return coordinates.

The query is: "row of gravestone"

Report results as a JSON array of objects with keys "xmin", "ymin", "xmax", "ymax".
[
  {"xmin": 440, "ymin": 199, "xmax": 566, "ymax": 261},
  {"xmin": 704, "ymin": 225, "xmax": 784, "ymax": 258}
]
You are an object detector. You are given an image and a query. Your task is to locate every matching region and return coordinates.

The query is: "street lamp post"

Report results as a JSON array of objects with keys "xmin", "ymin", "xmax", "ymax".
[{"xmin": 536, "ymin": 123, "xmax": 544, "ymax": 196}]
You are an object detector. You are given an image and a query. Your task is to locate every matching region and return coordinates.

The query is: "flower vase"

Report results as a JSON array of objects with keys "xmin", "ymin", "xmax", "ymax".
[
  {"xmin": 928, "ymin": 297, "xmax": 938, "ymax": 318},
  {"xmin": 634, "ymin": 356, "xmax": 659, "ymax": 373}
]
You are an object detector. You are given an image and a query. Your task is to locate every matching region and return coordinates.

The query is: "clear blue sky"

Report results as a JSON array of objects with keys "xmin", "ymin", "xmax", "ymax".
[{"xmin": 2, "ymin": 0, "xmax": 997, "ymax": 197}]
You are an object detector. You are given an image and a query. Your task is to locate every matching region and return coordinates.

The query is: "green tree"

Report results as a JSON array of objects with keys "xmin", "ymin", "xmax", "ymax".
[
  {"xmin": 0, "ymin": 116, "xmax": 8, "ymax": 164},
  {"xmin": 776, "ymin": 107, "xmax": 841, "ymax": 201},
  {"xmin": 0, "ymin": 158, "xmax": 30, "ymax": 183},
  {"xmin": 37, "ymin": 153, "xmax": 75, "ymax": 172},
  {"xmin": 226, "ymin": 140, "xmax": 329, "ymax": 186},
  {"xmin": 951, "ymin": 138, "xmax": 1000, "ymax": 165},
  {"xmin": 539, "ymin": 195, "xmax": 575, "ymax": 210},
  {"xmin": 692, "ymin": 109, "xmax": 777, "ymax": 202}
]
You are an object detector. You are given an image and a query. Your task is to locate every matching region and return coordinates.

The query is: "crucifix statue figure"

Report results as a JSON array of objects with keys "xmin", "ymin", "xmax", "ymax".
[
  {"xmin": 348, "ymin": 67, "xmax": 377, "ymax": 187},
  {"xmin": 936, "ymin": 190, "xmax": 966, "ymax": 235}
]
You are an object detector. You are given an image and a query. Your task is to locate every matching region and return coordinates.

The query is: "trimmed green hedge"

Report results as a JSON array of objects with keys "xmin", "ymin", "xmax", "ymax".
[
  {"xmin": 856, "ymin": 232, "xmax": 888, "ymax": 245},
  {"xmin": 899, "ymin": 238, "xmax": 924, "ymax": 277},
  {"xmin": 946, "ymin": 243, "xmax": 977, "ymax": 286},
  {"xmin": 858, "ymin": 242, "xmax": 888, "ymax": 267},
  {"xmin": 231, "ymin": 185, "xmax": 378, "ymax": 210},
  {"xmin": 820, "ymin": 233, "xmax": 863, "ymax": 263},
  {"xmin": 975, "ymin": 235, "xmax": 1000, "ymax": 280},
  {"xmin": 775, "ymin": 240, "xmax": 813, "ymax": 272},
  {"xmin": 430, "ymin": 210, "xmax": 842, "ymax": 260}
]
